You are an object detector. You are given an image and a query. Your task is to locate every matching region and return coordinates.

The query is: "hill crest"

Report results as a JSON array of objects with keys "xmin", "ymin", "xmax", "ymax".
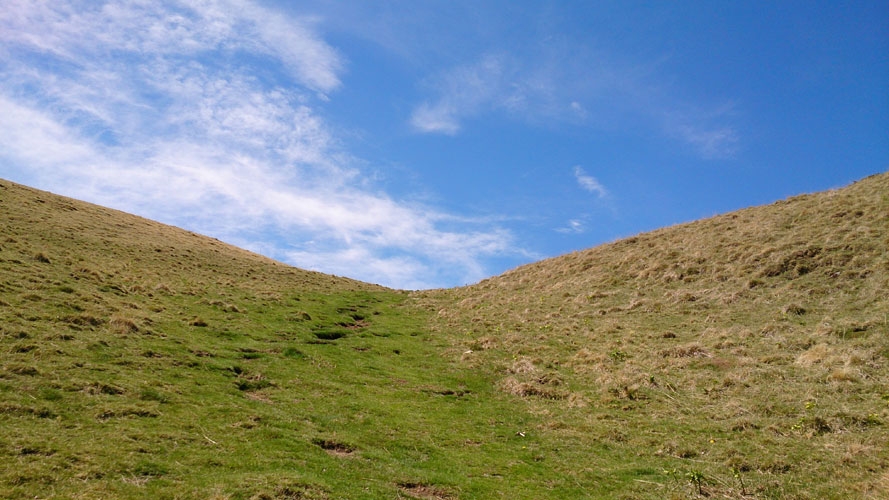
[
  {"xmin": 476, "ymin": 171, "xmax": 888, "ymax": 292},
  {"xmin": 0, "ymin": 178, "xmax": 383, "ymax": 293}
]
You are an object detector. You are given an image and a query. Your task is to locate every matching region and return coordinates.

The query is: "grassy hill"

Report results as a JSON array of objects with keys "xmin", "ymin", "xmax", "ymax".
[{"xmin": 1, "ymin": 173, "xmax": 888, "ymax": 499}]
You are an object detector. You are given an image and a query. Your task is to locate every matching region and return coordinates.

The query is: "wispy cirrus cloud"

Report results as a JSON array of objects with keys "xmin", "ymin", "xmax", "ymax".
[
  {"xmin": 409, "ymin": 51, "xmax": 581, "ymax": 134},
  {"xmin": 410, "ymin": 54, "xmax": 508, "ymax": 134},
  {"xmin": 0, "ymin": 0, "xmax": 514, "ymax": 288},
  {"xmin": 0, "ymin": 0, "xmax": 342, "ymax": 94},
  {"xmin": 573, "ymin": 166, "xmax": 608, "ymax": 198},
  {"xmin": 668, "ymin": 120, "xmax": 739, "ymax": 160},
  {"xmin": 410, "ymin": 102, "xmax": 462, "ymax": 135},
  {"xmin": 555, "ymin": 219, "xmax": 586, "ymax": 235},
  {"xmin": 408, "ymin": 38, "xmax": 740, "ymax": 160}
]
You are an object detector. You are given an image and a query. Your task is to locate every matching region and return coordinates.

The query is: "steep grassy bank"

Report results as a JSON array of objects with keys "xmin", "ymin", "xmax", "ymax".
[
  {"xmin": 422, "ymin": 172, "xmax": 889, "ymax": 498},
  {"xmin": 0, "ymin": 180, "xmax": 581, "ymax": 499}
]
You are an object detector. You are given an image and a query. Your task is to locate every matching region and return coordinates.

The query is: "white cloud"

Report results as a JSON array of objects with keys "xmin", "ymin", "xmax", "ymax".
[
  {"xmin": 408, "ymin": 51, "xmax": 597, "ymax": 135},
  {"xmin": 410, "ymin": 53, "xmax": 508, "ymax": 134},
  {"xmin": 404, "ymin": 25, "xmax": 740, "ymax": 159},
  {"xmin": 0, "ymin": 0, "xmax": 514, "ymax": 289},
  {"xmin": 239, "ymin": 3, "xmax": 343, "ymax": 96},
  {"xmin": 408, "ymin": 50, "xmax": 602, "ymax": 135},
  {"xmin": 573, "ymin": 166, "xmax": 608, "ymax": 198},
  {"xmin": 0, "ymin": 96, "xmax": 99, "ymax": 168},
  {"xmin": 659, "ymin": 101, "xmax": 740, "ymax": 159},
  {"xmin": 0, "ymin": 0, "xmax": 342, "ymax": 94},
  {"xmin": 555, "ymin": 219, "xmax": 586, "ymax": 234},
  {"xmin": 286, "ymin": 247, "xmax": 433, "ymax": 290},
  {"xmin": 410, "ymin": 102, "xmax": 461, "ymax": 135},
  {"xmin": 570, "ymin": 101, "xmax": 588, "ymax": 120},
  {"xmin": 672, "ymin": 123, "xmax": 739, "ymax": 160}
]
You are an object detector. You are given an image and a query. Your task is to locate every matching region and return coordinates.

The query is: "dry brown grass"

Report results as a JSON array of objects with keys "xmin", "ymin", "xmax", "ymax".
[{"xmin": 417, "ymin": 171, "xmax": 889, "ymax": 498}]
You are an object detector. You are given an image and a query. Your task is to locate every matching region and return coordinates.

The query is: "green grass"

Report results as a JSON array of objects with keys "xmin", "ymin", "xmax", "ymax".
[
  {"xmin": 0, "ymin": 286, "xmax": 618, "ymax": 499},
  {"xmin": 0, "ymin": 180, "xmax": 601, "ymax": 498},
  {"xmin": 1, "ymin": 173, "xmax": 888, "ymax": 498}
]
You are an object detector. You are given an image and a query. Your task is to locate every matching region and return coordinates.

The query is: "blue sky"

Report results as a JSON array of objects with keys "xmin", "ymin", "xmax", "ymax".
[{"xmin": 1, "ymin": 1, "xmax": 887, "ymax": 289}]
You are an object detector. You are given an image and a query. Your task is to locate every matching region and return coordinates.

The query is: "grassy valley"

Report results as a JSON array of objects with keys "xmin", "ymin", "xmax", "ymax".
[{"xmin": 1, "ymin": 173, "xmax": 888, "ymax": 499}]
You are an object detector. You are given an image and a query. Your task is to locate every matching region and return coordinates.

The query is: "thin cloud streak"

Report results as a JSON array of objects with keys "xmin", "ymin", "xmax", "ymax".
[
  {"xmin": 672, "ymin": 123, "xmax": 740, "ymax": 160},
  {"xmin": 410, "ymin": 53, "xmax": 507, "ymax": 134},
  {"xmin": 555, "ymin": 219, "xmax": 586, "ymax": 235},
  {"xmin": 573, "ymin": 166, "xmax": 608, "ymax": 198},
  {"xmin": 409, "ymin": 52, "xmax": 574, "ymax": 134},
  {"xmin": 408, "ymin": 44, "xmax": 740, "ymax": 160},
  {"xmin": 0, "ymin": 0, "xmax": 515, "ymax": 289}
]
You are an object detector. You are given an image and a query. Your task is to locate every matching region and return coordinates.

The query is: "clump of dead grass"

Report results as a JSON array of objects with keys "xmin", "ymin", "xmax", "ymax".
[
  {"xmin": 660, "ymin": 343, "xmax": 710, "ymax": 358},
  {"xmin": 498, "ymin": 376, "xmax": 566, "ymax": 400},
  {"xmin": 397, "ymin": 482, "xmax": 455, "ymax": 500},
  {"xmin": 109, "ymin": 315, "xmax": 139, "ymax": 334},
  {"xmin": 508, "ymin": 357, "xmax": 537, "ymax": 374}
]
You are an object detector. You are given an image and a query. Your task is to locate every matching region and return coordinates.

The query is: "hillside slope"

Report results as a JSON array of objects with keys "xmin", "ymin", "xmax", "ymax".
[
  {"xmin": 0, "ymin": 179, "xmax": 381, "ymax": 295},
  {"xmin": 423, "ymin": 172, "xmax": 889, "ymax": 498},
  {"xmin": 0, "ymin": 180, "xmax": 565, "ymax": 499},
  {"xmin": 2, "ymin": 173, "xmax": 888, "ymax": 499}
]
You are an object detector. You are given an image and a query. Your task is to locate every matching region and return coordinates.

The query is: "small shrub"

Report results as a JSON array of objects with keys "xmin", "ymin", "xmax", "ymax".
[
  {"xmin": 685, "ymin": 470, "xmax": 706, "ymax": 495},
  {"xmin": 609, "ymin": 350, "xmax": 629, "ymax": 362}
]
